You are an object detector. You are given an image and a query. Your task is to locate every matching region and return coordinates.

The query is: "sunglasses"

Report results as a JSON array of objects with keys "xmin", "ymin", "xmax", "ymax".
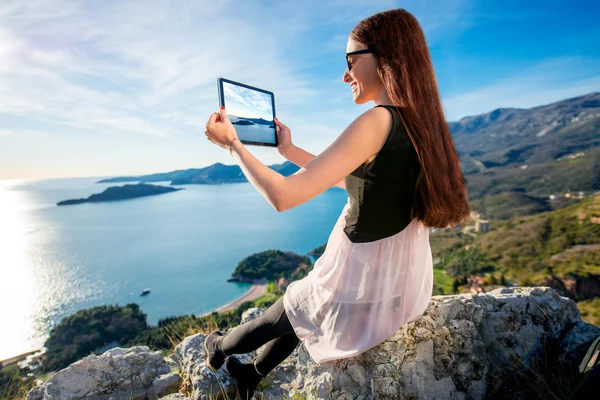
[{"xmin": 346, "ymin": 44, "xmax": 378, "ymax": 71}]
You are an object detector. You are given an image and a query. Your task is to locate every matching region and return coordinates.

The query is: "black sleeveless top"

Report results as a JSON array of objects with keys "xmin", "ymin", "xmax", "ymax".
[{"xmin": 343, "ymin": 105, "xmax": 420, "ymax": 243}]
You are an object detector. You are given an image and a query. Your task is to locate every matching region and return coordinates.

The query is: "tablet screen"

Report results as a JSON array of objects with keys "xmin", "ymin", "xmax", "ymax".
[{"xmin": 218, "ymin": 78, "xmax": 277, "ymax": 147}]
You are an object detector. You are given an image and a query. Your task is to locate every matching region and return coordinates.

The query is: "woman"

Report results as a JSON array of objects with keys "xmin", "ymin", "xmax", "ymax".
[{"xmin": 203, "ymin": 8, "xmax": 470, "ymax": 399}]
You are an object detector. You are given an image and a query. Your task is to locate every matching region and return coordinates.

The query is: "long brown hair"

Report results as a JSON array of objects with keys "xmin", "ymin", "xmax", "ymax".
[{"xmin": 351, "ymin": 8, "xmax": 471, "ymax": 228}]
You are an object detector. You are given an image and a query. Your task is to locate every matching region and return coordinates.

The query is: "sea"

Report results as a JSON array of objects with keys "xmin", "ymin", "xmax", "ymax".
[
  {"xmin": 0, "ymin": 177, "xmax": 348, "ymax": 362},
  {"xmin": 236, "ymin": 124, "xmax": 276, "ymax": 144}
]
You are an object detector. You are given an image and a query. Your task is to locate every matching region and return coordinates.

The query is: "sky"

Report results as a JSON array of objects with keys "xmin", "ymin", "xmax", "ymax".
[
  {"xmin": 222, "ymin": 81, "xmax": 273, "ymax": 120},
  {"xmin": 0, "ymin": 0, "xmax": 598, "ymax": 180}
]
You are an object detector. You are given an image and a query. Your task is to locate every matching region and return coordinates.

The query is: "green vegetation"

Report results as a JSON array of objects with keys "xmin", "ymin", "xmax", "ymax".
[
  {"xmin": 252, "ymin": 293, "xmax": 280, "ymax": 308},
  {"xmin": 425, "ymin": 193, "xmax": 600, "ymax": 305},
  {"xmin": 231, "ymin": 250, "xmax": 313, "ymax": 281},
  {"xmin": 0, "ymin": 364, "xmax": 37, "ymax": 400},
  {"xmin": 469, "ymin": 192, "xmax": 552, "ymax": 220},
  {"xmin": 308, "ymin": 243, "xmax": 326, "ymax": 257},
  {"xmin": 433, "ymin": 268, "xmax": 456, "ymax": 295},
  {"xmin": 40, "ymin": 303, "xmax": 147, "ymax": 373},
  {"xmin": 577, "ymin": 298, "xmax": 600, "ymax": 327},
  {"xmin": 429, "ymin": 230, "xmax": 475, "ymax": 261},
  {"xmin": 441, "ymin": 247, "xmax": 498, "ymax": 278},
  {"xmin": 476, "ymin": 193, "xmax": 600, "ymax": 284},
  {"xmin": 427, "ymin": 194, "xmax": 600, "ymax": 287}
]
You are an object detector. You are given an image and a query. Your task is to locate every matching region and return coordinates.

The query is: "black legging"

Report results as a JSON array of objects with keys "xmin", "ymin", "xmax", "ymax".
[{"xmin": 220, "ymin": 296, "xmax": 300, "ymax": 375}]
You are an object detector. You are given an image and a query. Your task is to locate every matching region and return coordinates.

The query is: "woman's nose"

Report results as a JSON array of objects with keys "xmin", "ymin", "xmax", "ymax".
[{"xmin": 342, "ymin": 68, "xmax": 351, "ymax": 83}]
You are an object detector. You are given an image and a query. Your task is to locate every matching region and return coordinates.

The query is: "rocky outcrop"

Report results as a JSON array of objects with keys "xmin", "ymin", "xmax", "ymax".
[
  {"xmin": 26, "ymin": 346, "xmax": 181, "ymax": 400},
  {"xmin": 27, "ymin": 287, "xmax": 600, "ymax": 400},
  {"xmin": 241, "ymin": 307, "xmax": 264, "ymax": 324},
  {"xmin": 285, "ymin": 287, "xmax": 597, "ymax": 399}
]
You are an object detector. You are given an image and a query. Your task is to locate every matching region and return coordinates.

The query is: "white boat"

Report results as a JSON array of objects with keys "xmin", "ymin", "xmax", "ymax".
[{"xmin": 140, "ymin": 289, "xmax": 150, "ymax": 296}]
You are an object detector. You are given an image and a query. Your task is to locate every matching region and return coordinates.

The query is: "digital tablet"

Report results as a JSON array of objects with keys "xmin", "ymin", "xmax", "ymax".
[{"xmin": 217, "ymin": 77, "xmax": 278, "ymax": 147}]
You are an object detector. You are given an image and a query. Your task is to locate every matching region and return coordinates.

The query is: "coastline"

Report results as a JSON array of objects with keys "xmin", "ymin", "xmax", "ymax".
[{"xmin": 197, "ymin": 278, "xmax": 269, "ymax": 317}]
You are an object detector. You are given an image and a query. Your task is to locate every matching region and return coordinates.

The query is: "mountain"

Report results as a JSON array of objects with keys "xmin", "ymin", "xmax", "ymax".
[
  {"xmin": 97, "ymin": 161, "xmax": 301, "ymax": 185},
  {"xmin": 170, "ymin": 163, "xmax": 247, "ymax": 185},
  {"xmin": 449, "ymin": 92, "xmax": 599, "ymax": 168},
  {"xmin": 57, "ymin": 184, "xmax": 181, "ymax": 205},
  {"xmin": 463, "ymin": 146, "xmax": 599, "ymax": 202},
  {"xmin": 98, "ymin": 169, "xmax": 206, "ymax": 184},
  {"xmin": 447, "ymin": 92, "xmax": 599, "ymax": 210},
  {"xmin": 450, "ymin": 92, "xmax": 599, "ymax": 194},
  {"xmin": 97, "ymin": 93, "xmax": 599, "ymax": 202}
]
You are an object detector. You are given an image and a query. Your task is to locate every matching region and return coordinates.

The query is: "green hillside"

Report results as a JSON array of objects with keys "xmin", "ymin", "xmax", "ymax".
[{"xmin": 475, "ymin": 192, "xmax": 600, "ymax": 283}]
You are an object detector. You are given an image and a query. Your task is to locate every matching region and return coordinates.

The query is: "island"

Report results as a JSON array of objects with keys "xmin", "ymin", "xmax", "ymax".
[
  {"xmin": 232, "ymin": 120, "xmax": 254, "ymax": 125},
  {"xmin": 57, "ymin": 183, "xmax": 182, "ymax": 206},
  {"xmin": 308, "ymin": 244, "xmax": 327, "ymax": 258},
  {"xmin": 228, "ymin": 249, "xmax": 313, "ymax": 282}
]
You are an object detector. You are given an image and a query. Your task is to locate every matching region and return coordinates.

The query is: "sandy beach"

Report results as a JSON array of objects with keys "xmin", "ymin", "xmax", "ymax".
[{"xmin": 198, "ymin": 278, "xmax": 269, "ymax": 317}]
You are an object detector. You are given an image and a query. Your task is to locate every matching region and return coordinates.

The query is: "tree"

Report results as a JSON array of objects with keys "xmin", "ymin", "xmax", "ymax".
[{"xmin": 452, "ymin": 279, "xmax": 460, "ymax": 294}]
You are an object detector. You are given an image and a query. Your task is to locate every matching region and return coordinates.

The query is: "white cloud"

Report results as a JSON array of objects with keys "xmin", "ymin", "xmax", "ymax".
[
  {"xmin": 2, "ymin": 0, "xmax": 594, "ymax": 179},
  {"xmin": 0, "ymin": 0, "xmax": 320, "ymax": 140}
]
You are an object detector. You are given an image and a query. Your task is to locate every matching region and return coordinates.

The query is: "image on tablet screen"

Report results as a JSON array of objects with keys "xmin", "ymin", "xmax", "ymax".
[{"xmin": 222, "ymin": 81, "xmax": 276, "ymax": 145}]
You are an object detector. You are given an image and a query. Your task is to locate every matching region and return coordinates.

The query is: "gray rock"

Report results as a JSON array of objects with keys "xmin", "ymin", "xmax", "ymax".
[
  {"xmin": 287, "ymin": 287, "xmax": 582, "ymax": 399},
  {"xmin": 26, "ymin": 346, "xmax": 180, "ymax": 400},
  {"xmin": 557, "ymin": 320, "xmax": 600, "ymax": 367},
  {"xmin": 241, "ymin": 307, "xmax": 265, "ymax": 324},
  {"xmin": 159, "ymin": 394, "xmax": 192, "ymax": 400},
  {"xmin": 25, "ymin": 386, "xmax": 44, "ymax": 400},
  {"xmin": 148, "ymin": 371, "xmax": 183, "ymax": 399}
]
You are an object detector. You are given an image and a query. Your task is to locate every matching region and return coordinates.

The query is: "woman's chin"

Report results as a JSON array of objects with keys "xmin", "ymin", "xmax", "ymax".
[{"xmin": 352, "ymin": 93, "xmax": 368, "ymax": 104}]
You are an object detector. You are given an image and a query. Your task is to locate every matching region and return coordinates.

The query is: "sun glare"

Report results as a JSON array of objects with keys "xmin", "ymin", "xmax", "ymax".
[{"xmin": 0, "ymin": 180, "xmax": 38, "ymax": 360}]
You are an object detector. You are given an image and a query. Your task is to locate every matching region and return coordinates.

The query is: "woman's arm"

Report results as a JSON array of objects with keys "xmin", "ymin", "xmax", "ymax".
[
  {"xmin": 229, "ymin": 106, "xmax": 392, "ymax": 212},
  {"xmin": 281, "ymin": 144, "xmax": 346, "ymax": 190}
]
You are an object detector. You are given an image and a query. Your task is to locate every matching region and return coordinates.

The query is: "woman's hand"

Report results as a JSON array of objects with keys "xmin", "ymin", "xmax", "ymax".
[
  {"xmin": 274, "ymin": 117, "xmax": 294, "ymax": 157},
  {"xmin": 205, "ymin": 107, "xmax": 238, "ymax": 150}
]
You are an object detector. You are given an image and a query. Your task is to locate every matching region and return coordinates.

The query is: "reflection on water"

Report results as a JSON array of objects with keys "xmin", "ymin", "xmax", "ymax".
[
  {"xmin": 0, "ymin": 180, "xmax": 108, "ymax": 361},
  {"xmin": 236, "ymin": 123, "xmax": 276, "ymax": 144}
]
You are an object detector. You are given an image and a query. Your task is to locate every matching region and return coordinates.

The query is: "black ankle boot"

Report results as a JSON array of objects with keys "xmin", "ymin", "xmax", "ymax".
[
  {"xmin": 226, "ymin": 356, "xmax": 264, "ymax": 400},
  {"xmin": 204, "ymin": 330, "xmax": 226, "ymax": 371}
]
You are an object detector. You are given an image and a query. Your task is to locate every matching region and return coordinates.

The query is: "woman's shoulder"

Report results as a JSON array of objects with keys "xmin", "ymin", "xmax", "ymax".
[{"xmin": 354, "ymin": 105, "xmax": 394, "ymax": 130}]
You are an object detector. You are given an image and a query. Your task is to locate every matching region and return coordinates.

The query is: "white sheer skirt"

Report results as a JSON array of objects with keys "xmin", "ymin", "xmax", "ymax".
[{"xmin": 283, "ymin": 198, "xmax": 433, "ymax": 363}]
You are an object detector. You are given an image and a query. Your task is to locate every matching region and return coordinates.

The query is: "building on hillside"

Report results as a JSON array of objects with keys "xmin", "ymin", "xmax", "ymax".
[
  {"xmin": 470, "ymin": 276, "xmax": 487, "ymax": 286},
  {"xmin": 1, "ymin": 349, "xmax": 41, "ymax": 368},
  {"xmin": 475, "ymin": 219, "xmax": 490, "ymax": 232}
]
